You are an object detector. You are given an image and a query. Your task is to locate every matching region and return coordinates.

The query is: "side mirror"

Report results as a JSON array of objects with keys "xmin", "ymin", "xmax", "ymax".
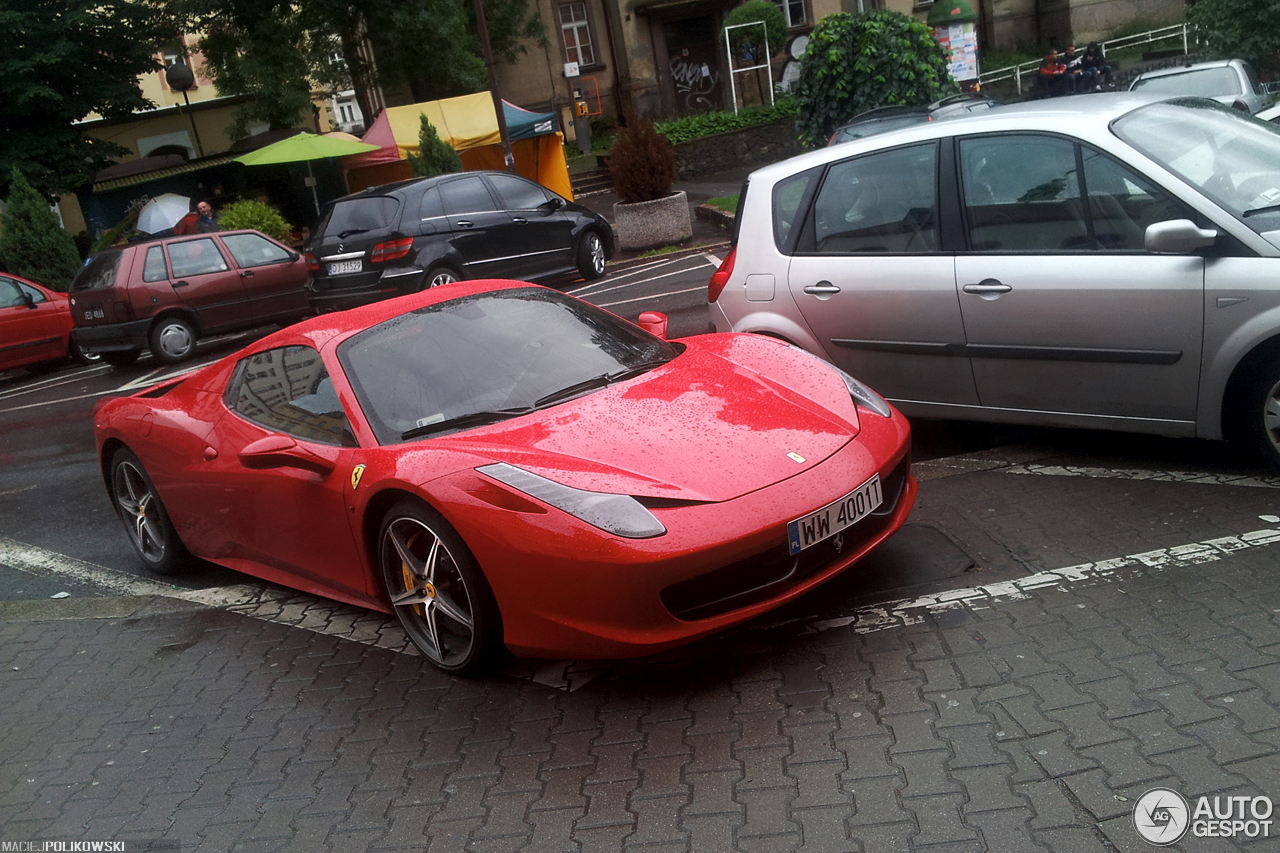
[
  {"xmin": 20, "ymin": 292, "xmax": 36, "ymax": 309},
  {"xmin": 540, "ymin": 197, "xmax": 566, "ymax": 214},
  {"xmin": 238, "ymin": 433, "xmax": 337, "ymax": 474},
  {"xmin": 638, "ymin": 311, "xmax": 669, "ymax": 340},
  {"xmin": 1145, "ymin": 219, "xmax": 1218, "ymax": 254}
]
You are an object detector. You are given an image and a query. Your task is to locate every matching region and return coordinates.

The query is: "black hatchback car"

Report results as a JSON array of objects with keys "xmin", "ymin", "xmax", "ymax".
[{"xmin": 304, "ymin": 171, "xmax": 614, "ymax": 311}]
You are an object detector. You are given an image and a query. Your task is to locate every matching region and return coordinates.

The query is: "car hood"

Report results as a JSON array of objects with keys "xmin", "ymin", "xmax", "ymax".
[{"xmin": 429, "ymin": 336, "xmax": 860, "ymax": 503}]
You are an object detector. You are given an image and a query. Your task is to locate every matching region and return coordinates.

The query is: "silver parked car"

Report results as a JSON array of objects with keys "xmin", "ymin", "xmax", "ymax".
[
  {"xmin": 1129, "ymin": 59, "xmax": 1269, "ymax": 114},
  {"xmin": 710, "ymin": 94, "xmax": 1280, "ymax": 468}
]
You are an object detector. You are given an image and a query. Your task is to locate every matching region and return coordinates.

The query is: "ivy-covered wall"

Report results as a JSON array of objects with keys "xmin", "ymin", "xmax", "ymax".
[{"xmin": 670, "ymin": 119, "xmax": 803, "ymax": 181}]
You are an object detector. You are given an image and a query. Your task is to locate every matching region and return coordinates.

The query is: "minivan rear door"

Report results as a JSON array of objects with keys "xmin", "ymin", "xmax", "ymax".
[
  {"xmin": 438, "ymin": 174, "xmax": 523, "ymax": 279},
  {"xmin": 164, "ymin": 236, "xmax": 247, "ymax": 331}
]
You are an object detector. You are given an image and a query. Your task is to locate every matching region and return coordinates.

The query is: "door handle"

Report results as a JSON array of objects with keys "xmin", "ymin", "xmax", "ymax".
[
  {"xmin": 962, "ymin": 280, "xmax": 1012, "ymax": 294},
  {"xmin": 455, "ymin": 220, "xmax": 473, "ymax": 228},
  {"xmin": 803, "ymin": 282, "xmax": 841, "ymax": 295},
  {"xmin": 512, "ymin": 217, "xmax": 528, "ymax": 225},
  {"xmin": 172, "ymin": 280, "xmax": 190, "ymax": 289},
  {"xmin": 239, "ymin": 270, "xmax": 254, "ymax": 278}
]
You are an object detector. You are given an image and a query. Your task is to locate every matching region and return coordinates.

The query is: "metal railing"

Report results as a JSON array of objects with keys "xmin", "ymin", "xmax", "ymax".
[{"xmin": 977, "ymin": 23, "xmax": 1194, "ymax": 94}]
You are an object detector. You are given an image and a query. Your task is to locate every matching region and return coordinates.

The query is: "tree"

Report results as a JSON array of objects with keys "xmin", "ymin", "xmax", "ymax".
[
  {"xmin": 1187, "ymin": 0, "xmax": 1280, "ymax": 76},
  {"xmin": 793, "ymin": 10, "xmax": 956, "ymax": 147},
  {"xmin": 408, "ymin": 116, "xmax": 464, "ymax": 178},
  {"xmin": 0, "ymin": 0, "xmax": 182, "ymax": 200},
  {"xmin": 723, "ymin": 1, "xmax": 787, "ymax": 65},
  {"xmin": 0, "ymin": 169, "xmax": 83, "ymax": 291}
]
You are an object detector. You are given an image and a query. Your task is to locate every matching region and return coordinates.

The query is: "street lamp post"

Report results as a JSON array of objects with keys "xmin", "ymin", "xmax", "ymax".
[{"xmin": 164, "ymin": 62, "xmax": 206, "ymax": 159}]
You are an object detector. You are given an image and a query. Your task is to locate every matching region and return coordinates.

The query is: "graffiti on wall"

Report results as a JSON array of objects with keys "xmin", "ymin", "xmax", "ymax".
[{"xmin": 670, "ymin": 58, "xmax": 719, "ymax": 112}]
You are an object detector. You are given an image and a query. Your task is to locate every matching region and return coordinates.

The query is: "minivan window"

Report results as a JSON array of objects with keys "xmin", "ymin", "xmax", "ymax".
[
  {"xmin": 811, "ymin": 142, "xmax": 938, "ymax": 253},
  {"xmin": 323, "ymin": 197, "xmax": 400, "ymax": 237},
  {"xmin": 143, "ymin": 246, "xmax": 168, "ymax": 282},
  {"xmin": 440, "ymin": 177, "xmax": 499, "ymax": 215},
  {"xmin": 70, "ymin": 252, "xmax": 123, "ymax": 291},
  {"xmin": 418, "ymin": 185, "xmax": 445, "ymax": 221},
  {"xmin": 222, "ymin": 233, "xmax": 292, "ymax": 269},
  {"xmin": 960, "ymin": 135, "xmax": 1085, "ymax": 251},
  {"xmin": 773, "ymin": 166, "xmax": 821, "ymax": 251},
  {"xmin": 488, "ymin": 174, "xmax": 549, "ymax": 210}
]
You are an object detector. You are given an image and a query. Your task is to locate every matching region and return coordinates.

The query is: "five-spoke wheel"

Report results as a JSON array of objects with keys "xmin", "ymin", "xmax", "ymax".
[
  {"xmin": 378, "ymin": 500, "xmax": 501, "ymax": 674},
  {"xmin": 108, "ymin": 448, "xmax": 189, "ymax": 574},
  {"xmin": 576, "ymin": 231, "xmax": 606, "ymax": 281},
  {"xmin": 426, "ymin": 266, "xmax": 461, "ymax": 288}
]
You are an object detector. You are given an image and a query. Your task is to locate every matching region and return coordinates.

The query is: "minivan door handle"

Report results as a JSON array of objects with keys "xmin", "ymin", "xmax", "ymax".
[
  {"xmin": 803, "ymin": 282, "xmax": 841, "ymax": 295},
  {"xmin": 455, "ymin": 220, "xmax": 474, "ymax": 228},
  {"xmin": 172, "ymin": 280, "xmax": 190, "ymax": 289},
  {"xmin": 512, "ymin": 217, "xmax": 528, "ymax": 225},
  {"xmin": 962, "ymin": 280, "xmax": 1012, "ymax": 294}
]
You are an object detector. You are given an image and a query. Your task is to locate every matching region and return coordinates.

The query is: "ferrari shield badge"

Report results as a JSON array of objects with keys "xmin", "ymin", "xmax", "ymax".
[{"xmin": 351, "ymin": 464, "xmax": 366, "ymax": 490}]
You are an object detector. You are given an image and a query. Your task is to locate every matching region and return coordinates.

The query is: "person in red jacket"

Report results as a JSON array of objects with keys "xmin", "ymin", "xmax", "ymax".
[
  {"xmin": 1039, "ymin": 50, "xmax": 1068, "ymax": 97},
  {"xmin": 172, "ymin": 200, "xmax": 199, "ymax": 235}
]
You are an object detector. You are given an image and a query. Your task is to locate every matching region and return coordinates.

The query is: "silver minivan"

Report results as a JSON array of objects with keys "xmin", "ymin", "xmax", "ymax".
[{"xmin": 711, "ymin": 94, "xmax": 1280, "ymax": 468}]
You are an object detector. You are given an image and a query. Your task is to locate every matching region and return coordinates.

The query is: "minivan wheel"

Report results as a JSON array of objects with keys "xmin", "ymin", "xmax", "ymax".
[
  {"xmin": 576, "ymin": 231, "xmax": 607, "ymax": 280},
  {"xmin": 150, "ymin": 317, "xmax": 197, "ymax": 364},
  {"xmin": 101, "ymin": 349, "xmax": 141, "ymax": 368},
  {"xmin": 426, "ymin": 266, "xmax": 461, "ymax": 288},
  {"xmin": 1246, "ymin": 355, "xmax": 1280, "ymax": 472}
]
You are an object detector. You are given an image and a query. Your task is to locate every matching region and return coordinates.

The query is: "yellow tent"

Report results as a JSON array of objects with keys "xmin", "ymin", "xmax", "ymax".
[{"xmin": 344, "ymin": 92, "xmax": 574, "ymax": 199}]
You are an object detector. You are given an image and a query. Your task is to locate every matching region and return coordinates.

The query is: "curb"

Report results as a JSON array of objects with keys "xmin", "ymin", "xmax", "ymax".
[{"xmin": 694, "ymin": 203, "xmax": 736, "ymax": 229}]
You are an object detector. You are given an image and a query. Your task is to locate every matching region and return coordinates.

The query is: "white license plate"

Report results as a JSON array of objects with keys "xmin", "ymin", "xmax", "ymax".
[
  {"xmin": 328, "ymin": 260, "xmax": 362, "ymax": 275},
  {"xmin": 83, "ymin": 308, "xmax": 105, "ymax": 320},
  {"xmin": 787, "ymin": 474, "xmax": 882, "ymax": 555}
]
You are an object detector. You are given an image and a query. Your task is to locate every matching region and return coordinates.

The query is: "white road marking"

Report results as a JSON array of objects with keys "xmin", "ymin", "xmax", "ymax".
[
  {"xmin": 1006, "ymin": 463, "xmax": 1280, "ymax": 490},
  {"xmin": 703, "ymin": 251, "xmax": 723, "ymax": 266},
  {"xmin": 0, "ymin": 360, "xmax": 216, "ymax": 415},
  {"xmin": 596, "ymin": 285, "xmax": 709, "ymax": 309},
  {"xmin": 569, "ymin": 257, "xmax": 684, "ymax": 294},
  {"xmin": 0, "ymin": 365, "xmax": 111, "ymax": 402},
  {"xmin": 576, "ymin": 262, "xmax": 715, "ymax": 302}
]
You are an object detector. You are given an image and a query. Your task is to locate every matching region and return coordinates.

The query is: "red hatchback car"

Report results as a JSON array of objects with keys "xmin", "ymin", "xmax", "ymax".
[
  {"xmin": 93, "ymin": 281, "xmax": 915, "ymax": 674},
  {"xmin": 0, "ymin": 274, "xmax": 98, "ymax": 373}
]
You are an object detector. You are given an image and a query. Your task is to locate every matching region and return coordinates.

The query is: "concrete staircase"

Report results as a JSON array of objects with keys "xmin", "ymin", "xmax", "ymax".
[{"xmin": 570, "ymin": 167, "xmax": 614, "ymax": 198}]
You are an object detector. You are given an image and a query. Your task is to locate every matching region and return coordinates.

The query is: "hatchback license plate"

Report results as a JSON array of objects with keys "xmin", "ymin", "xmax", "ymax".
[
  {"xmin": 328, "ymin": 260, "xmax": 362, "ymax": 275},
  {"xmin": 787, "ymin": 474, "xmax": 882, "ymax": 555}
]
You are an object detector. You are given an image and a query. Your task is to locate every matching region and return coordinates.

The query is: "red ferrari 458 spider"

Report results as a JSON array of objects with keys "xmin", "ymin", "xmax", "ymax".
[{"xmin": 94, "ymin": 281, "xmax": 915, "ymax": 674}]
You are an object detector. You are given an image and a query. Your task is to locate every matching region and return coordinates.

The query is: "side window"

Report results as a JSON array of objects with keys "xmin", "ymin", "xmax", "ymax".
[
  {"xmin": 773, "ymin": 166, "xmax": 820, "ymax": 251},
  {"xmin": 488, "ymin": 174, "xmax": 550, "ymax": 210},
  {"xmin": 226, "ymin": 346, "xmax": 356, "ymax": 447},
  {"xmin": 221, "ymin": 233, "xmax": 291, "ymax": 269},
  {"xmin": 418, "ymin": 186, "xmax": 445, "ymax": 221},
  {"xmin": 960, "ymin": 135, "xmax": 1087, "ymax": 251},
  {"xmin": 0, "ymin": 279, "xmax": 24, "ymax": 308},
  {"xmin": 14, "ymin": 281, "xmax": 47, "ymax": 304},
  {"xmin": 166, "ymin": 238, "xmax": 229, "ymax": 277},
  {"xmin": 143, "ymin": 246, "xmax": 169, "ymax": 282},
  {"xmin": 1080, "ymin": 145, "xmax": 1197, "ymax": 251},
  {"xmin": 810, "ymin": 142, "xmax": 939, "ymax": 254},
  {"xmin": 440, "ymin": 177, "xmax": 499, "ymax": 215}
]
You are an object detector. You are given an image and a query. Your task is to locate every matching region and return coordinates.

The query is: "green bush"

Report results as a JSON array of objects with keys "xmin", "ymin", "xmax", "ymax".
[
  {"xmin": 795, "ymin": 11, "xmax": 957, "ymax": 147},
  {"xmin": 408, "ymin": 115, "xmax": 463, "ymax": 178},
  {"xmin": 724, "ymin": 1, "xmax": 788, "ymax": 63},
  {"xmin": 217, "ymin": 200, "xmax": 294, "ymax": 243},
  {"xmin": 656, "ymin": 98, "xmax": 799, "ymax": 144},
  {"xmin": 0, "ymin": 169, "xmax": 82, "ymax": 291},
  {"xmin": 609, "ymin": 113, "xmax": 676, "ymax": 203}
]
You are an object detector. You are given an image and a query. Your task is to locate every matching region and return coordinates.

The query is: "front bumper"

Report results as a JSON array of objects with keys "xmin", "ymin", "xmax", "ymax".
[
  {"xmin": 306, "ymin": 266, "xmax": 426, "ymax": 313},
  {"xmin": 71, "ymin": 319, "xmax": 151, "ymax": 354},
  {"xmin": 438, "ymin": 406, "xmax": 915, "ymax": 659}
]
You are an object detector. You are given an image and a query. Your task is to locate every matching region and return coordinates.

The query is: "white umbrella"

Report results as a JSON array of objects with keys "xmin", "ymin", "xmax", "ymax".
[{"xmin": 137, "ymin": 193, "xmax": 192, "ymax": 234}]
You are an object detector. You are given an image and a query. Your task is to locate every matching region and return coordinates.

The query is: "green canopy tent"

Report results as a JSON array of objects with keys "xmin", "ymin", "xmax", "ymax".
[{"xmin": 235, "ymin": 132, "xmax": 380, "ymax": 216}]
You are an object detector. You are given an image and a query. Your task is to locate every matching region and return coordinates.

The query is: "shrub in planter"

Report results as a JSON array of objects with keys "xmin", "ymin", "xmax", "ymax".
[
  {"xmin": 0, "ymin": 168, "xmax": 81, "ymax": 291},
  {"xmin": 609, "ymin": 114, "xmax": 691, "ymax": 251},
  {"xmin": 218, "ymin": 200, "xmax": 294, "ymax": 243},
  {"xmin": 795, "ymin": 10, "xmax": 957, "ymax": 147}
]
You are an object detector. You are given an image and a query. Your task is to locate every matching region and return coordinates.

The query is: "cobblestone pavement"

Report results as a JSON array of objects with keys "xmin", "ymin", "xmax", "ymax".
[{"xmin": 1, "ymin": 449, "xmax": 1279, "ymax": 852}]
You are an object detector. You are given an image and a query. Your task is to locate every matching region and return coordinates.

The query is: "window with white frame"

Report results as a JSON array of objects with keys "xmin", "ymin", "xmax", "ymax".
[
  {"xmin": 775, "ymin": 0, "xmax": 806, "ymax": 28},
  {"xmin": 559, "ymin": 2, "xmax": 596, "ymax": 67}
]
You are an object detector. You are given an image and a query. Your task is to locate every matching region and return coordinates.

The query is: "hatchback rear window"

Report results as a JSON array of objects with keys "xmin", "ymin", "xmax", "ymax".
[
  {"xmin": 320, "ymin": 197, "xmax": 400, "ymax": 237},
  {"xmin": 1131, "ymin": 66, "xmax": 1241, "ymax": 97},
  {"xmin": 70, "ymin": 252, "xmax": 123, "ymax": 291}
]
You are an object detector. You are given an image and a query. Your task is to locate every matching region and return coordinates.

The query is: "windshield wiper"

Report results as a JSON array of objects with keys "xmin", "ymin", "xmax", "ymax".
[
  {"xmin": 532, "ymin": 359, "xmax": 673, "ymax": 409},
  {"xmin": 400, "ymin": 407, "xmax": 531, "ymax": 440},
  {"xmin": 337, "ymin": 228, "xmax": 370, "ymax": 238},
  {"xmin": 1243, "ymin": 203, "xmax": 1280, "ymax": 218}
]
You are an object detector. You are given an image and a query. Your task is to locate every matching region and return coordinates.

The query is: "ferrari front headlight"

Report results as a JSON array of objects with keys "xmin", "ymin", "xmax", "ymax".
[{"xmin": 477, "ymin": 463, "xmax": 666, "ymax": 539}]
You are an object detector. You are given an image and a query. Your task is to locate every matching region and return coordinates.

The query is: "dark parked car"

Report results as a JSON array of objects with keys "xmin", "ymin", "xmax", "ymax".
[
  {"xmin": 70, "ymin": 230, "xmax": 310, "ymax": 366},
  {"xmin": 827, "ymin": 94, "xmax": 1001, "ymax": 146},
  {"xmin": 304, "ymin": 172, "xmax": 615, "ymax": 312}
]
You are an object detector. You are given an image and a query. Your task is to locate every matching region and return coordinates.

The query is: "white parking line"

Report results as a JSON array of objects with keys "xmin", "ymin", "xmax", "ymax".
[
  {"xmin": 569, "ymin": 257, "xmax": 684, "ymax": 294},
  {"xmin": 0, "ymin": 365, "xmax": 111, "ymax": 402},
  {"xmin": 575, "ymin": 261, "xmax": 715, "ymax": 302},
  {"xmin": 596, "ymin": 285, "xmax": 709, "ymax": 309}
]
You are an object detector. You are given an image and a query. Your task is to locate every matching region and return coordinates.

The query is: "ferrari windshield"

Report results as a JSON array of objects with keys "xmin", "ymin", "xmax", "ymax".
[
  {"xmin": 1112, "ymin": 98, "xmax": 1280, "ymax": 233},
  {"xmin": 338, "ymin": 288, "xmax": 681, "ymax": 444}
]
